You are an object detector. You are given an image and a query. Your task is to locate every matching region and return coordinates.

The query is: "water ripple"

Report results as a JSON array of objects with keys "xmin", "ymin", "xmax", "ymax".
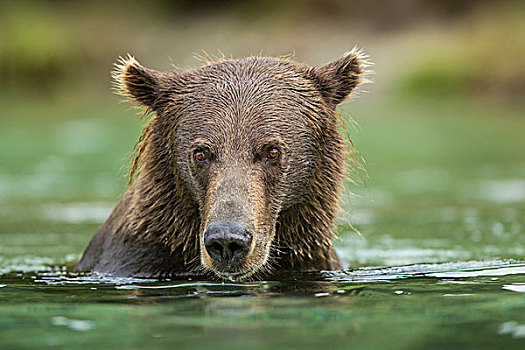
[{"xmin": 325, "ymin": 259, "xmax": 525, "ymax": 283}]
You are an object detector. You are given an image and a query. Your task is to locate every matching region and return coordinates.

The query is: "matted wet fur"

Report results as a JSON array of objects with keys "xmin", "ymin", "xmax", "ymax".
[{"xmin": 75, "ymin": 49, "xmax": 369, "ymax": 280}]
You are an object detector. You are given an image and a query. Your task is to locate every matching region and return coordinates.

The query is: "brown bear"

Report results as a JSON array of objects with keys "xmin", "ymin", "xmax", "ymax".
[{"xmin": 75, "ymin": 49, "xmax": 367, "ymax": 280}]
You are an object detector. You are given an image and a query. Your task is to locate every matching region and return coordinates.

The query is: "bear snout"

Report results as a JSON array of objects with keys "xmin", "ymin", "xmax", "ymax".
[{"xmin": 204, "ymin": 222, "xmax": 253, "ymax": 267}]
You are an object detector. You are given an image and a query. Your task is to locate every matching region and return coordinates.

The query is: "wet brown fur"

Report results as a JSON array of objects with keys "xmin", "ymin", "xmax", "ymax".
[{"xmin": 75, "ymin": 50, "xmax": 369, "ymax": 280}]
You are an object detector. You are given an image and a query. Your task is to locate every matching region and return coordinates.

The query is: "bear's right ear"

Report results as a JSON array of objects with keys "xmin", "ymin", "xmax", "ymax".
[
  {"xmin": 112, "ymin": 55, "xmax": 165, "ymax": 109},
  {"xmin": 310, "ymin": 48, "xmax": 370, "ymax": 107}
]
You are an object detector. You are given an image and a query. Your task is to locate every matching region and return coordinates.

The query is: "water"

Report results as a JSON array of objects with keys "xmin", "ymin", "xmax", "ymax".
[
  {"xmin": 1, "ymin": 97, "xmax": 524, "ymax": 349},
  {"xmin": 1, "ymin": 260, "xmax": 525, "ymax": 349}
]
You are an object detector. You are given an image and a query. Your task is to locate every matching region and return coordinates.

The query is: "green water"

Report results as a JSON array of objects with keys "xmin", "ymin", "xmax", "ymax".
[{"xmin": 1, "ymin": 96, "xmax": 524, "ymax": 349}]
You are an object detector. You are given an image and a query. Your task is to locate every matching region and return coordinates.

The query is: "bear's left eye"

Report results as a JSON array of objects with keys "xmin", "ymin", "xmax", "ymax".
[
  {"xmin": 267, "ymin": 147, "xmax": 280, "ymax": 161},
  {"xmin": 193, "ymin": 149, "xmax": 207, "ymax": 162}
]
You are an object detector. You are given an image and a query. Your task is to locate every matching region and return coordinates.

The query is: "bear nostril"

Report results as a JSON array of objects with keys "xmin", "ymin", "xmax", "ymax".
[
  {"xmin": 204, "ymin": 222, "xmax": 252, "ymax": 267},
  {"xmin": 228, "ymin": 242, "xmax": 242, "ymax": 254},
  {"xmin": 210, "ymin": 242, "xmax": 224, "ymax": 258},
  {"xmin": 205, "ymin": 237, "xmax": 249, "ymax": 265}
]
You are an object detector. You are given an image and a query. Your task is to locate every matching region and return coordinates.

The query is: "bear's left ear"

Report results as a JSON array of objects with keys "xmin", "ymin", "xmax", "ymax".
[
  {"xmin": 112, "ymin": 55, "xmax": 167, "ymax": 109},
  {"xmin": 310, "ymin": 48, "xmax": 369, "ymax": 106}
]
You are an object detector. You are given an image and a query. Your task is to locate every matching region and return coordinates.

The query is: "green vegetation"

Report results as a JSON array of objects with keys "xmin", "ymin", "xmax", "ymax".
[{"xmin": 398, "ymin": 3, "xmax": 525, "ymax": 100}]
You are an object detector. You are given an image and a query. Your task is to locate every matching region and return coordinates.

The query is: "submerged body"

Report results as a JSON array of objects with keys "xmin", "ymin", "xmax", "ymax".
[{"xmin": 76, "ymin": 50, "xmax": 367, "ymax": 280}]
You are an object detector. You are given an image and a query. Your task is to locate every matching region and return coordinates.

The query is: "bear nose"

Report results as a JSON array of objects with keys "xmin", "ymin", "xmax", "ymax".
[{"xmin": 204, "ymin": 223, "xmax": 252, "ymax": 267}]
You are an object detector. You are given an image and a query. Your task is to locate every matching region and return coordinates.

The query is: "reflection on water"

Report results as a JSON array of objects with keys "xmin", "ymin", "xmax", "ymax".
[
  {"xmin": 51, "ymin": 316, "xmax": 95, "ymax": 332},
  {"xmin": 499, "ymin": 321, "xmax": 525, "ymax": 339},
  {"xmin": 42, "ymin": 202, "xmax": 114, "ymax": 224},
  {"xmin": 477, "ymin": 179, "xmax": 525, "ymax": 204},
  {"xmin": 325, "ymin": 259, "xmax": 525, "ymax": 282},
  {"xmin": 502, "ymin": 284, "xmax": 525, "ymax": 293},
  {"xmin": 1, "ymin": 259, "xmax": 525, "ymax": 349}
]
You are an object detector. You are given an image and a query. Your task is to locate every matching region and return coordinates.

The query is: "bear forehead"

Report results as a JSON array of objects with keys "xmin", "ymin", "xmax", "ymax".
[
  {"xmin": 176, "ymin": 57, "xmax": 320, "ymax": 98},
  {"xmin": 174, "ymin": 103, "xmax": 317, "ymax": 149},
  {"xmin": 171, "ymin": 57, "xmax": 324, "ymax": 127}
]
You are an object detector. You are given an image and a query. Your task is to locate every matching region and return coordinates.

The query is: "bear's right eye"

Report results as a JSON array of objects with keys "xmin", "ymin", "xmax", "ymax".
[
  {"xmin": 193, "ymin": 149, "xmax": 207, "ymax": 162},
  {"xmin": 267, "ymin": 147, "xmax": 280, "ymax": 161}
]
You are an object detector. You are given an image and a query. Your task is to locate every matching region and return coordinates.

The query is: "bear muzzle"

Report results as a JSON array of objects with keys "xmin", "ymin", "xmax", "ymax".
[{"xmin": 204, "ymin": 222, "xmax": 253, "ymax": 268}]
